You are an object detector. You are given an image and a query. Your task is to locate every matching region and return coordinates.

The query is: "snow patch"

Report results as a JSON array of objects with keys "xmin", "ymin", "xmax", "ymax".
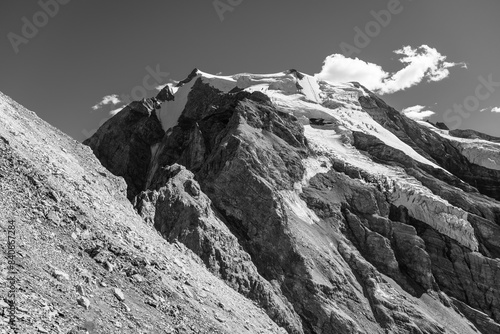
[
  {"xmin": 145, "ymin": 142, "xmax": 162, "ymax": 188},
  {"xmin": 297, "ymin": 75, "xmax": 322, "ymax": 103},
  {"xmin": 198, "ymin": 70, "xmax": 238, "ymax": 93},
  {"xmin": 388, "ymin": 179, "xmax": 478, "ymax": 251},
  {"xmin": 420, "ymin": 122, "xmax": 500, "ymax": 171},
  {"xmin": 257, "ymin": 77, "xmax": 444, "ymax": 171},
  {"xmin": 280, "ymin": 190, "xmax": 320, "ymax": 225},
  {"xmin": 156, "ymin": 77, "xmax": 197, "ymax": 131},
  {"xmin": 301, "ymin": 157, "xmax": 332, "ymax": 186},
  {"xmin": 457, "ymin": 143, "xmax": 500, "ymax": 171}
]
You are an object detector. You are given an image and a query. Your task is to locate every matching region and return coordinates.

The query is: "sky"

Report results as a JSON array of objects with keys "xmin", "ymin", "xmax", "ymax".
[{"xmin": 1, "ymin": 0, "xmax": 499, "ymax": 141}]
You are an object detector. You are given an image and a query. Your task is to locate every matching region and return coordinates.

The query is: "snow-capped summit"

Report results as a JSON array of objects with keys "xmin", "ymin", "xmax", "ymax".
[{"xmin": 158, "ymin": 69, "xmax": 441, "ymax": 167}]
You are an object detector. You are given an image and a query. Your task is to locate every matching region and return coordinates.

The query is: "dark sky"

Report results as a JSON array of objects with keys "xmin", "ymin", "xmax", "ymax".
[{"xmin": 1, "ymin": 0, "xmax": 499, "ymax": 141}]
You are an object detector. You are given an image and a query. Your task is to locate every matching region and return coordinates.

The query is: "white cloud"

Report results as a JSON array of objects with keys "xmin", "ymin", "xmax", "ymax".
[
  {"xmin": 316, "ymin": 55, "xmax": 388, "ymax": 91},
  {"xmin": 92, "ymin": 94, "xmax": 122, "ymax": 111},
  {"xmin": 480, "ymin": 107, "xmax": 500, "ymax": 113},
  {"xmin": 401, "ymin": 105, "xmax": 436, "ymax": 121},
  {"xmin": 316, "ymin": 45, "xmax": 466, "ymax": 95}
]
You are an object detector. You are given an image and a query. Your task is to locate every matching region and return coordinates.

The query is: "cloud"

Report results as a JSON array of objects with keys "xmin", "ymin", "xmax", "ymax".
[
  {"xmin": 401, "ymin": 105, "xmax": 436, "ymax": 121},
  {"xmin": 92, "ymin": 94, "xmax": 122, "ymax": 111},
  {"xmin": 479, "ymin": 107, "xmax": 500, "ymax": 113},
  {"xmin": 316, "ymin": 45, "xmax": 466, "ymax": 95},
  {"xmin": 316, "ymin": 55, "xmax": 388, "ymax": 92}
]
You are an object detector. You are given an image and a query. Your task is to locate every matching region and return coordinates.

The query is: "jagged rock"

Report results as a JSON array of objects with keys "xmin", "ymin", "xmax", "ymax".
[
  {"xmin": 450, "ymin": 129, "xmax": 500, "ymax": 142},
  {"xmin": 75, "ymin": 285, "xmax": 85, "ymax": 296},
  {"xmin": 113, "ymin": 288, "xmax": 125, "ymax": 301},
  {"xmin": 128, "ymin": 98, "xmax": 162, "ymax": 116},
  {"xmin": 390, "ymin": 222, "xmax": 434, "ymax": 289},
  {"xmin": 52, "ymin": 269, "xmax": 70, "ymax": 281},
  {"xmin": 156, "ymin": 85, "xmax": 175, "ymax": 102},
  {"xmin": 452, "ymin": 298, "xmax": 500, "ymax": 334},
  {"xmin": 77, "ymin": 296, "xmax": 90, "ymax": 309},
  {"xmin": 394, "ymin": 207, "xmax": 500, "ymax": 325},
  {"xmin": 435, "ymin": 122, "xmax": 449, "ymax": 130},
  {"xmin": 83, "ymin": 102, "xmax": 165, "ymax": 199},
  {"xmin": 134, "ymin": 164, "xmax": 303, "ymax": 333}
]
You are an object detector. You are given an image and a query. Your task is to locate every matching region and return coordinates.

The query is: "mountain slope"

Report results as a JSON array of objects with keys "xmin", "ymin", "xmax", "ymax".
[
  {"xmin": 85, "ymin": 69, "xmax": 500, "ymax": 333},
  {"xmin": 0, "ymin": 91, "xmax": 288, "ymax": 334}
]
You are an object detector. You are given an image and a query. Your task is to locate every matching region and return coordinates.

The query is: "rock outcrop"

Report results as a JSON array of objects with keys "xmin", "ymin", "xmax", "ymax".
[
  {"xmin": 83, "ymin": 102, "xmax": 165, "ymax": 199},
  {"xmin": 134, "ymin": 164, "xmax": 303, "ymax": 333}
]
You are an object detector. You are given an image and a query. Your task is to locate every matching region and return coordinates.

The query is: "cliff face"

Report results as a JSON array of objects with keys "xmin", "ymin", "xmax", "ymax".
[{"xmin": 84, "ymin": 69, "xmax": 500, "ymax": 334}]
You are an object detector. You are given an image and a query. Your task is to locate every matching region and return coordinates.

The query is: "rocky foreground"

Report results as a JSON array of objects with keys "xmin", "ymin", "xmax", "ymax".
[
  {"xmin": 0, "ymin": 91, "xmax": 285, "ymax": 333},
  {"xmin": 3, "ymin": 68, "xmax": 500, "ymax": 333}
]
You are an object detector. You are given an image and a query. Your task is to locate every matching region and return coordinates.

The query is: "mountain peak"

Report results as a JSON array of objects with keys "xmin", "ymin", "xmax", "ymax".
[{"xmin": 81, "ymin": 68, "xmax": 500, "ymax": 333}]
